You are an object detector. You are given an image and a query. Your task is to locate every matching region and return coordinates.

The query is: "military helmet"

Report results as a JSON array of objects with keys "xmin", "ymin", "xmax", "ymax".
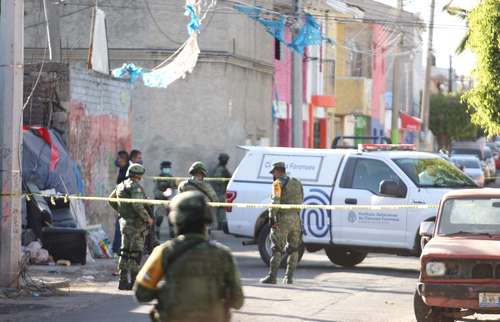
[
  {"xmin": 169, "ymin": 191, "xmax": 213, "ymax": 228},
  {"xmin": 218, "ymin": 153, "xmax": 230, "ymax": 162},
  {"xmin": 126, "ymin": 163, "xmax": 145, "ymax": 177},
  {"xmin": 188, "ymin": 161, "xmax": 208, "ymax": 176},
  {"xmin": 269, "ymin": 161, "xmax": 286, "ymax": 174}
]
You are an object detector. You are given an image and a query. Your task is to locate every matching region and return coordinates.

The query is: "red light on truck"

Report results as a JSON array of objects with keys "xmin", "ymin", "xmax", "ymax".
[{"xmin": 225, "ymin": 191, "xmax": 237, "ymax": 212}]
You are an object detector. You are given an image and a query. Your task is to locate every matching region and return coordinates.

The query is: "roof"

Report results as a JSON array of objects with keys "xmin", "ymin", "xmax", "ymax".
[
  {"xmin": 443, "ymin": 188, "xmax": 500, "ymax": 199},
  {"xmin": 344, "ymin": 0, "xmax": 421, "ymax": 22},
  {"xmin": 450, "ymin": 154, "xmax": 480, "ymax": 160},
  {"xmin": 239, "ymin": 146, "xmax": 438, "ymax": 159}
]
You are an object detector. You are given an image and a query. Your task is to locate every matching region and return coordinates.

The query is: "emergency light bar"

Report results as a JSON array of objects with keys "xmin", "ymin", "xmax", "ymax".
[{"xmin": 358, "ymin": 144, "xmax": 417, "ymax": 152}]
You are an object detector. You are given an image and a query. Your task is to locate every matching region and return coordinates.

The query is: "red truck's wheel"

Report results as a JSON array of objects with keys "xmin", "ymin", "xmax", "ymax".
[{"xmin": 413, "ymin": 289, "xmax": 454, "ymax": 322}]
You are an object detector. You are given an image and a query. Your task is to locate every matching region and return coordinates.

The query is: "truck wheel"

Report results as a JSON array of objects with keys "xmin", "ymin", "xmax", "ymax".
[
  {"xmin": 257, "ymin": 224, "xmax": 304, "ymax": 267},
  {"xmin": 414, "ymin": 289, "xmax": 454, "ymax": 322},
  {"xmin": 325, "ymin": 247, "xmax": 367, "ymax": 267}
]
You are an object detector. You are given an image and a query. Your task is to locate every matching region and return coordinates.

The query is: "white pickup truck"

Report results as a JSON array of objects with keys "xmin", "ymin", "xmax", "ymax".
[{"xmin": 224, "ymin": 144, "xmax": 476, "ymax": 267}]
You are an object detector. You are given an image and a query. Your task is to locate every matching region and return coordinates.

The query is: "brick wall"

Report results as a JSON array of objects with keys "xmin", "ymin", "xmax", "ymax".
[{"xmin": 68, "ymin": 68, "xmax": 131, "ymax": 238}]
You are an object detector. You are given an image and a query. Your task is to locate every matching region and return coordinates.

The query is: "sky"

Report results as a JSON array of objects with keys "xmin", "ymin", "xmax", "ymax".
[{"xmin": 376, "ymin": 0, "xmax": 479, "ymax": 75}]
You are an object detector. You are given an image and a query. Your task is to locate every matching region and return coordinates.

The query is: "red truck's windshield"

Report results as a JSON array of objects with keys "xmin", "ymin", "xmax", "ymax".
[{"xmin": 438, "ymin": 198, "xmax": 500, "ymax": 236}]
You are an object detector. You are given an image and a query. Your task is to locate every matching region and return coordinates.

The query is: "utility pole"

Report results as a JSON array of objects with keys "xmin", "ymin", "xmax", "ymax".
[
  {"xmin": 448, "ymin": 55, "xmax": 453, "ymax": 93},
  {"xmin": 390, "ymin": 0, "xmax": 404, "ymax": 144},
  {"xmin": 0, "ymin": 0, "xmax": 24, "ymax": 287},
  {"xmin": 420, "ymin": 0, "xmax": 436, "ymax": 150},
  {"xmin": 291, "ymin": 0, "xmax": 303, "ymax": 148}
]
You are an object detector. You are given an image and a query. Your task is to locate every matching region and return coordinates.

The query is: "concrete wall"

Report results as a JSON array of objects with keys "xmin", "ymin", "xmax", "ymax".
[
  {"xmin": 24, "ymin": 0, "xmax": 275, "ymax": 194},
  {"xmin": 68, "ymin": 68, "xmax": 132, "ymax": 237}
]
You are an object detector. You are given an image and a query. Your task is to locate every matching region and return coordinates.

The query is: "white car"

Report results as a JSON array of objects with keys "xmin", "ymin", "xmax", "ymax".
[
  {"xmin": 450, "ymin": 155, "xmax": 485, "ymax": 187},
  {"xmin": 225, "ymin": 145, "xmax": 477, "ymax": 267}
]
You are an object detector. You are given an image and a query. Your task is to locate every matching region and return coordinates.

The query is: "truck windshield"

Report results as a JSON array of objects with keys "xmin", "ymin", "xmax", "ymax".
[
  {"xmin": 393, "ymin": 158, "xmax": 476, "ymax": 188},
  {"xmin": 438, "ymin": 198, "xmax": 500, "ymax": 236}
]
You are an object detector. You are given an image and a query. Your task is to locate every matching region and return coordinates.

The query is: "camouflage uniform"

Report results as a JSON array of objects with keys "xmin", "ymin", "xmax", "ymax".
[
  {"xmin": 261, "ymin": 162, "xmax": 304, "ymax": 284},
  {"xmin": 211, "ymin": 154, "xmax": 232, "ymax": 229},
  {"xmin": 109, "ymin": 163, "xmax": 151, "ymax": 290},
  {"xmin": 178, "ymin": 162, "xmax": 219, "ymax": 203},
  {"xmin": 134, "ymin": 191, "xmax": 244, "ymax": 322},
  {"xmin": 153, "ymin": 165, "xmax": 176, "ymax": 238}
]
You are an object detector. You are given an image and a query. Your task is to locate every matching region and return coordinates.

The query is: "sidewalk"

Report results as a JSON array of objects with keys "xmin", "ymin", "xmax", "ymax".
[{"xmin": 0, "ymin": 258, "xmax": 120, "ymax": 322}]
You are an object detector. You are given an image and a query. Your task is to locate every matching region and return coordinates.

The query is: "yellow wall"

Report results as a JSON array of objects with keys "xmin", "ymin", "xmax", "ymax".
[{"xmin": 335, "ymin": 77, "xmax": 372, "ymax": 116}]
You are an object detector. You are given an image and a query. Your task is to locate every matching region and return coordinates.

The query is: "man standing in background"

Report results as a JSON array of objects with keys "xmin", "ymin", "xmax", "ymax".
[
  {"xmin": 112, "ymin": 150, "xmax": 130, "ymax": 256},
  {"xmin": 153, "ymin": 161, "xmax": 176, "ymax": 239},
  {"xmin": 211, "ymin": 153, "xmax": 232, "ymax": 230}
]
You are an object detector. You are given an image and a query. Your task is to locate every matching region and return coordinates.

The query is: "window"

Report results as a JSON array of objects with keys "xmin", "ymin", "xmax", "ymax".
[
  {"xmin": 342, "ymin": 158, "xmax": 403, "ymax": 195},
  {"xmin": 438, "ymin": 198, "xmax": 500, "ymax": 236},
  {"xmin": 394, "ymin": 157, "xmax": 476, "ymax": 188},
  {"xmin": 274, "ymin": 38, "xmax": 281, "ymax": 60}
]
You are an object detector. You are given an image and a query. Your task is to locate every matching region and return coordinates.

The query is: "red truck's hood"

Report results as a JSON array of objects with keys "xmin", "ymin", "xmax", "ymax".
[{"xmin": 422, "ymin": 236, "xmax": 500, "ymax": 260}]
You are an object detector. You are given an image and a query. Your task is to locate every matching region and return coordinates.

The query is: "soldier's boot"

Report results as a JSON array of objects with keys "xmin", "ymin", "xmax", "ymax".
[
  {"xmin": 282, "ymin": 274, "xmax": 293, "ymax": 284},
  {"xmin": 259, "ymin": 274, "xmax": 277, "ymax": 284},
  {"xmin": 118, "ymin": 271, "xmax": 129, "ymax": 290},
  {"xmin": 128, "ymin": 272, "xmax": 138, "ymax": 291}
]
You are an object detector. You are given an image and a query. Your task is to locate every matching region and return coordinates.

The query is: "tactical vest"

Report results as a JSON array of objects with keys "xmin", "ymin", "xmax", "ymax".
[
  {"xmin": 155, "ymin": 239, "xmax": 229, "ymax": 322},
  {"xmin": 280, "ymin": 177, "xmax": 304, "ymax": 205},
  {"xmin": 116, "ymin": 180, "xmax": 143, "ymax": 223}
]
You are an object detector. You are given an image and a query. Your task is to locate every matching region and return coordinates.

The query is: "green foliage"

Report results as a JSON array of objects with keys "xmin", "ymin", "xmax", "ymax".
[
  {"xmin": 430, "ymin": 94, "xmax": 479, "ymax": 149},
  {"xmin": 463, "ymin": 0, "xmax": 500, "ymax": 135}
]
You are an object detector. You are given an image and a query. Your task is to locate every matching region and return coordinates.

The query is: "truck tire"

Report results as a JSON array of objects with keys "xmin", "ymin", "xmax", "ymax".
[
  {"xmin": 325, "ymin": 247, "xmax": 367, "ymax": 267},
  {"xmin": 257, "ymin": 224, "xmax": 304, "ymax": 267},
  {"xmin": 413, "ymin": 289, "xmax": 454, "ymax": 322}
]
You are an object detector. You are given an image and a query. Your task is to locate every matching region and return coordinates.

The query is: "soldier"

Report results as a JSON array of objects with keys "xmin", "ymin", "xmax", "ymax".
[
  {"xmin": 134, "ymin": 191, "xmax": 244, "ymax": 322},
  {"xmin": 109, "ymin": 163, "xmax": 154, "ymax": 290},
  {"xmin": 178, "ymin": 161, "xmax": 218, "ymax": 203},
  {"xmin": 153, "ymin": 161, "xmax": 176, "ymax": 238},
  {"xmin": 260, "ymin": 161, "xmax": 304, "ymax": 285},
  {"xmin": 211, "ymin": 153, "xmax": 232, "ymax": 230}
]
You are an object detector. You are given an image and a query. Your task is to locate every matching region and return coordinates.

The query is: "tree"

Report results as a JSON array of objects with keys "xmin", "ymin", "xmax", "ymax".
[
  {"xmin": 430, "ymin": 94, "xmax": 479, "ymax": 149},
  {"xmin": 443, "ymin": 1, "xmax": 470, "ymax": 54},
  {"xmin": 461, "ymin": 0, "xmax": 500, "ymax": 134}
]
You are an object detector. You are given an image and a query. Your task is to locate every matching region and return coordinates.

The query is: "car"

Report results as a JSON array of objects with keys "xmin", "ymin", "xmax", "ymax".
[
  {"xmin": 451, "ymin": 141, "xmax": 495, "ymax": 183},
  {"xmin": 225, "ymin": 144, "xmax": 477, "ymax": 267},
  {"xmin": 450, "ymin": 155, "xmax": 485, "ymax": 187},
  {"xmin": 414, "ymin": 189, "xmax": 500, "ymax": 322},
  {"xmin": 487, "ymin": 142, "xmax": 500, "ymax": 170},
  {"xmin": 484, "ymin": 147, "xmax": 497, "ymax": 182}
]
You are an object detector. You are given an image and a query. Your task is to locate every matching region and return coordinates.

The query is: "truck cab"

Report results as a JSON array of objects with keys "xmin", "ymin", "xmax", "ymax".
[
  {"xmin": 225, "ymin": 145, "xmax": 477, "ymax": 267},
  {"xmin": 414, "ymin": 189, "xmax": 500, "ymax": 322}
]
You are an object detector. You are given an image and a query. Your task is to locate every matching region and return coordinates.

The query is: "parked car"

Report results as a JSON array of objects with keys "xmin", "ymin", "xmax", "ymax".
[
  {"xmin": 451, "ymin": 141, "xmax": 494, "ymax": 183},
  {"xmin": 225, "ymin": 144, "xmax": 477, "ymax": 267},
  {"xmin": 414, "ymin": 189, "xmax": 500, "ymax": 322},
  {"xmin": 450, "ymin": 155, "xmax": 485, "ymax": 187},
  {"xmin": 484, "ymin": 147, "xmax": 497, "ymax": 181},
  {"xmin": 487, "ymin": 142, "xmax": 500, "ymax": 169}
]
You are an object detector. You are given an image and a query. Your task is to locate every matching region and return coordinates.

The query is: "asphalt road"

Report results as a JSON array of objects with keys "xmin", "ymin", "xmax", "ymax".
[{"xmin": 46, "ymin": 234, "xmax": 421, "ymax": 322}]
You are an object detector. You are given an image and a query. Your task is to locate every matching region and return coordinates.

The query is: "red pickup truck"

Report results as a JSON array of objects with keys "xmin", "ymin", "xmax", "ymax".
[{"xmin": 414, "ymin": 188, "xmax": 500, "ymax": 322}]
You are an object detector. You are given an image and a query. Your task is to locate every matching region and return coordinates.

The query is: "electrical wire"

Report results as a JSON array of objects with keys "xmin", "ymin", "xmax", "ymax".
[{"xmin": 143, "ymin": 0, "xmax": 184, "ymax": 45}]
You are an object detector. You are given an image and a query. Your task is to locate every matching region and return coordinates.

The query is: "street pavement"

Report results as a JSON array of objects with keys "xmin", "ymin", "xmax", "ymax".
[
  {"xmin": 47, "ymin": 235, "xmax": 421, "ymax": 322},
  {"xmin": 7, "ymin": 173, "xmax": 499, "ymax": 322}
]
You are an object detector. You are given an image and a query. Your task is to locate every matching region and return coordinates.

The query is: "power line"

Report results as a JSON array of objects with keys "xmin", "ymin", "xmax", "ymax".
[
  {"xmin": 56, "ymin": 1, "xmax": 468, "ymax": 30},
  {"xmin": 143, "ymin": 0, "xmax": 183, "ymax": 45}
]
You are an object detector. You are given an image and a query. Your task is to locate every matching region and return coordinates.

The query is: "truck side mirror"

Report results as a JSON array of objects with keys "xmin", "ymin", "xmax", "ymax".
[
  {"xmin": 419, "ymin": 221, "xmax": 435, "ymax": 237},
  {"xmin": 379, "ymin": 180, "xmax": 406, "ymax": 198}
]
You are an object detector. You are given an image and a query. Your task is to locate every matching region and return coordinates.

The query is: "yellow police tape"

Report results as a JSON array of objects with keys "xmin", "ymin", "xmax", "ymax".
[
  {"xmin": 146, "ymin": 176, "xmax": 230, "ymax": 182},
  {"xmin": 9, "ymin": 192, "xmax": 439, "ymax": 210}
]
